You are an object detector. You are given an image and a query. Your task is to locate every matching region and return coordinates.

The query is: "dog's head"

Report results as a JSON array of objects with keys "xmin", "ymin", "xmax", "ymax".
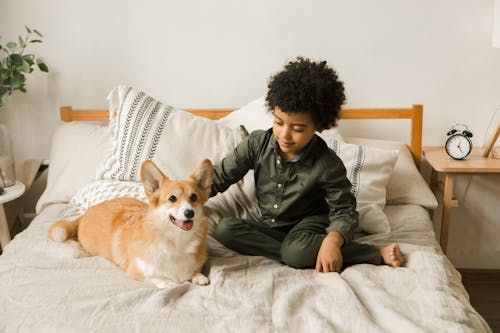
[{"xmin": 140, "ymin": 159, "xmax": 214, "ymax": 231}]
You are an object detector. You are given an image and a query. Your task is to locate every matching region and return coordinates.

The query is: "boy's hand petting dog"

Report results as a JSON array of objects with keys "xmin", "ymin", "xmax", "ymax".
[{"xmin": 315, "ymin": 231, "xmax": 344, "ymax": 273}]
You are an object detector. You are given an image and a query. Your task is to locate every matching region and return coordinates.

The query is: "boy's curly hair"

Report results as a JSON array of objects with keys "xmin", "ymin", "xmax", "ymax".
[{"xmin": 265, "ymin": 57, "xmax": 345, "ymax": 131}]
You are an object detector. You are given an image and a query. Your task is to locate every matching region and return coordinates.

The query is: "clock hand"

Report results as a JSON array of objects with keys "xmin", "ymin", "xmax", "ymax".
[{"xmin": 457, "ymin": 145, "xmax": 463, "ymax": 154}]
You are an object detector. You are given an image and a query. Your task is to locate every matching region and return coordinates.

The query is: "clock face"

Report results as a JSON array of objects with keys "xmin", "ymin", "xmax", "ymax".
[{"xmin": 445, "ymin": 134, "xmax": 472, "ymax": 159}]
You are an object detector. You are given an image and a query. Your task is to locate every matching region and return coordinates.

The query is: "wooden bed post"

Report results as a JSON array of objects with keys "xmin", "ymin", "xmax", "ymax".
[
  {"xmin": 60, "ymin": 106, "xmax": 74, "ymax": 122},
  {"xmin": 410, "ymin": 104, "xmax": 423, "ymax": 168}
]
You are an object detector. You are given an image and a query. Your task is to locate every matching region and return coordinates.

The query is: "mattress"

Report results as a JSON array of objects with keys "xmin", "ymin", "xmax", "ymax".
[{"xmin": 0, "ymin": 203, "xmax": 491, "ymax": 333}]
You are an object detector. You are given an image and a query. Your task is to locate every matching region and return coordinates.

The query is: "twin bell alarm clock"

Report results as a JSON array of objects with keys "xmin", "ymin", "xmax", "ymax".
[{"xmin": 445, "ymin": 124, "xmax": 473, "ymax": 160}]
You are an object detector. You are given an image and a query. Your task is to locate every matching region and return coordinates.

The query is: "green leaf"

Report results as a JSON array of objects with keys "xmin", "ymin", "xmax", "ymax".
[
  {"xmin": 20, "ymin": 60, "xmax": 31, "ymax": 73},
  {"xmin": 25, "ymin": 26, "xmax": 32, "ymax": 34},
  {"xmin": 0, "ymin": 89, "xmax": 11, "ymax": 106},
  {"xmin": 18, "ymin": 35, "xmax": 26, "ymax": 48},
  {"xmin": 23, "ymin": 54, "xmax": 34, "ymax": 65},
  {"xmin": 6, "ymin": 42, "xmax": 17, "ymax": 49},
  {"xmin": 37, "ymin": 61, "xmax": 49, "ymax": 72},
  {"xmin": 12, "ymin": 70, "xmax": 25, "ymax": 80},
  {"xmin": 10, "ymin": 75, "xmax": 25, "ymax": 89},
  {"xmin": 33, "ymin": 29, "xmax": 44, "ymax": 37},
  {"xmin": 9, "ymin": 54, "xmax": 24, "ymax": 67}
]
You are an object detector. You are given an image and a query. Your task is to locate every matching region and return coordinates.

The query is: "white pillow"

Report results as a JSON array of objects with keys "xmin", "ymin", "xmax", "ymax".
[
  {"xmin": 216, "ymin": 96, "xmax": 343, "ymax": 139},
  {"xmin": 322, "ymin": 137, "xmax": 399, "ymax": 234},
  {"xmin": 216, "ymin": 96, "xmax": 273, "ymax": 133},
  {"xmin": 36, "ymin": 122, "xmax": 110, "ymax": 213},
  {"xmin": 345, "ymin": 137, "xmax": 437, "ymax": 208},
  {"xmin": 96, "ymin": 86, "xmax": 243, "ymax": 181}
]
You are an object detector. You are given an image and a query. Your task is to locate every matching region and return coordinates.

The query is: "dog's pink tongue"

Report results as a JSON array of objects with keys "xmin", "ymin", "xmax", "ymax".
[{"xmin": 182, "ymin": 220, "xmax": 193, "ymax": 231}]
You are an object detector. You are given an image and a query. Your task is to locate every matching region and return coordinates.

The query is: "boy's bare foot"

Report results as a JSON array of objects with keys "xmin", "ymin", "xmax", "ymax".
[{"xmin": 379, "ymin": 243, "xmax": 403, "ymax": 267}]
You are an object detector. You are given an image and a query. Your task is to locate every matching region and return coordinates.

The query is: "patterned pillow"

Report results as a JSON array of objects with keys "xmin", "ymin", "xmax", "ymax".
[
  {"xmin": 96, "ymin": 86, "xmax": 244, "ymax": 181},
  {"xmin": 322, "ymin": 137, "xmax": 399, "ymax": 234},
  {"xmin": 71, "ymin": 180, "xmax": 147, "ymax": 215}
]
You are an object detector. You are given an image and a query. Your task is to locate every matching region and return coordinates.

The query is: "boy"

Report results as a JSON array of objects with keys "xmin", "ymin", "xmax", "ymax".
[{"xmin": 211, "ymin": 57, "xmax": 403, "ymax": 273}]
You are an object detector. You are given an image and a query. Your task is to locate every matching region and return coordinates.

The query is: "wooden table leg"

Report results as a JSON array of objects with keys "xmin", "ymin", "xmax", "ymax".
[
  {"xmin": 428, "ymin": 169, "xmax": 439, "ymax": 220},
  {"xmin": 440, "ymin": 173, "xmax": 459, "ymax": 254},
  {"xmin": 0, "ymin": 204, "xmax": 11, "ymax": 250}
]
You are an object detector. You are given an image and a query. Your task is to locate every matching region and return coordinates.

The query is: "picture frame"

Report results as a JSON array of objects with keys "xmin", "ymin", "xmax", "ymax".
[{"xmin": 482, "ymin": 110, "xmax": 500, "ymax": 158}]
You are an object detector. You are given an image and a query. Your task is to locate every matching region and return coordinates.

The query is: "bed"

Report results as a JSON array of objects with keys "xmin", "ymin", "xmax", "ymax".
[{"xmin": 0, "ymin": 86, "xmax": 492, "ymax": 333}]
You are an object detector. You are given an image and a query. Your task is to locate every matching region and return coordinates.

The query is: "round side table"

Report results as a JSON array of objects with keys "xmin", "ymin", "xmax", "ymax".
[{"xmin": 0, "ymin": 181, "xmax": 26, "ymax": 251}]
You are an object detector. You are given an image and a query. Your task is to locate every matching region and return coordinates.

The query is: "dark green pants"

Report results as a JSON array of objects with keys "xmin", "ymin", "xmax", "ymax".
[{"xmin": 213, "ymin": 216, "xmax": 382, "ymax": 269}]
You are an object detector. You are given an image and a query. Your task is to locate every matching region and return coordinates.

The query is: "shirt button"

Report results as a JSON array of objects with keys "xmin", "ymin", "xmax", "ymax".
[
  {"xmin": 273, "ymin": 204, "xmax": 278, "ymax": 209},
  {"xmin": 271, "ymin": 219, "xmax": 275, "ymax": 223},
  {"xmin": 277, "ymin": 183, "xmax": 282, "ymax": 188}
]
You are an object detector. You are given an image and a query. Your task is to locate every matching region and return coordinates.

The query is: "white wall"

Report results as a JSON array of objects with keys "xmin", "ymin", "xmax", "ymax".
[{"xmin": 1, "ymin": 0, "xmax": 499, "ymax": 268}]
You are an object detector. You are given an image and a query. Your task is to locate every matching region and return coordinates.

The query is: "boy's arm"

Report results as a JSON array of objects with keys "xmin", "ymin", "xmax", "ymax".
[
  {"xmin": 322, "ymin": 159, "xmax": 359, "ymax": 245},
  {"xmin": 210, "ymin": 132, "xmax": 258, "ymax": 197},
  {"xmin": 317, "ymin": 161, "xmax": 358, "ymax": 272}
]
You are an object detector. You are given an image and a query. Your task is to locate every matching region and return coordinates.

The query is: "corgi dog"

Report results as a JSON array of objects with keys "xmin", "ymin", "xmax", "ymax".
[{"xmin": 49, "ymin": 159, "xmax": 214, "ymax": 289}]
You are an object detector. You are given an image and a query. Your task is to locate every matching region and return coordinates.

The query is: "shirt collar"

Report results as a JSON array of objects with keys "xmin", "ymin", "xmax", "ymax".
[
  {"xmin": 273, "ymin": 144, "xmax": 303, "ymax": 162},
  {"xmin": 267, "ymin": 129, "xmax": 316, "ymax": 166}
]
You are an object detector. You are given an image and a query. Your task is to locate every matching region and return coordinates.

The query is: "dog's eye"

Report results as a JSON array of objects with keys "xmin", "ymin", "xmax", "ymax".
[
  {"xmin": 189, "ymin": 193, "xmax": 197, "ymax": 202},
  {"xmin": 168, "ymin": 195, "xmax": 177, "ymax": 203}
]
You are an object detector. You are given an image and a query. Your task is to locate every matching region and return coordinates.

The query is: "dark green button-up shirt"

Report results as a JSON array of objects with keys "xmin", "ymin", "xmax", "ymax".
[{"xmin": 210, "ymin": 129, "xmax": 359, "ymax": 244}]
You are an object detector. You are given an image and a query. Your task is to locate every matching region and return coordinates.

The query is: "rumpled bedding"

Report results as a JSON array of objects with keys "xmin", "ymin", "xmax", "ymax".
[{"xmin": 0, "ymin": 203, "xmax": 492, "ymax": 333}]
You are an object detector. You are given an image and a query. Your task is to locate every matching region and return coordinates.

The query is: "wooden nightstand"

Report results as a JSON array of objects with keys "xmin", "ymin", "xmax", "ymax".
[
  {"xmin": 422, "ymin": 147, "xmax": 500, "ymax": 253},
  {"xmin": 0, "ymin": 181, "xmax": 26, "ymax": 251}
]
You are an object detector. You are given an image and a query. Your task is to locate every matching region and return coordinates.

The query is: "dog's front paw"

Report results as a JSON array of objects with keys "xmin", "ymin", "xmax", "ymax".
[{"xmin": 191, "ymin": 272, "xmax": 210, "ymax": 285}]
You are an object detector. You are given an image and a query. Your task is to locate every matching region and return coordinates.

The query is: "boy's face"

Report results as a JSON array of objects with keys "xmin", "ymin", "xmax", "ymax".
[{"xmin": 272, "ymin": 106, "xmax": 317, "ymax": 161}]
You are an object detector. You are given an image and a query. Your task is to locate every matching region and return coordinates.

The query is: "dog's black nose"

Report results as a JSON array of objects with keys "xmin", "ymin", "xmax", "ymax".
[{"xmin": 184, "ymin": 209, "xmax": 194, "ymax": 219}]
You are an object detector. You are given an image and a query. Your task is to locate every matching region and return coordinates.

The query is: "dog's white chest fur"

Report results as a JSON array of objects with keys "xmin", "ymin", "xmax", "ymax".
[{"xmin": 136, "ymin": 231, "xmax": 203, "ymax": 284}]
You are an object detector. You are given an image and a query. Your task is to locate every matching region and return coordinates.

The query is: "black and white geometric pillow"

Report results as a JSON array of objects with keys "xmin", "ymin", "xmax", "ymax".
[
  {"xmin": 96, "ymin": 85, "xmax": 243, "ymax": 182},
  {"xmin": 96, "ymin": 86, "xmax": 172, "ymax": 181}
]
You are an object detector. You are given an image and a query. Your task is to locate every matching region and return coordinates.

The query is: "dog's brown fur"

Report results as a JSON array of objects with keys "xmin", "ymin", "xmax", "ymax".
[{"xmin": 49, "ymin": 159, "xmax": 214, "ymax": 288}]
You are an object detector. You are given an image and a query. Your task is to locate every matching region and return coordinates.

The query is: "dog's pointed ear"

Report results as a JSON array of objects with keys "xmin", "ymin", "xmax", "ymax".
[
  {"xmin": 192, "ymin": 159, "xmax": 214, "ymax": 192},
  {"xmin": 141, "ymin": 160, "xmax": 167, "ymax": 205}
]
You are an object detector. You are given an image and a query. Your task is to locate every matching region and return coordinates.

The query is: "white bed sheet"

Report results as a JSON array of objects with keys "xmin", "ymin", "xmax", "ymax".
[{"xmin": 0, "ymin": 203, "xmax": 491, "ymax": 333}]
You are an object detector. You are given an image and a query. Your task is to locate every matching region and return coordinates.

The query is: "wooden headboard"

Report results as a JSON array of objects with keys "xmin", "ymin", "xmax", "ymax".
[{"xmin": 60, "ymin": 104, "xmax": 423, "ymax": 166}]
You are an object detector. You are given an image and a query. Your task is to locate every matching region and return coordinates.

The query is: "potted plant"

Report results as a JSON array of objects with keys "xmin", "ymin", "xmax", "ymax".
[
  {"xmin": 0, "ymin": 26, "xmax": 48, "ymax": 106},
  {"xmin": 0, "ymin": 26, "xmax": 48, "ymax": 191}
]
